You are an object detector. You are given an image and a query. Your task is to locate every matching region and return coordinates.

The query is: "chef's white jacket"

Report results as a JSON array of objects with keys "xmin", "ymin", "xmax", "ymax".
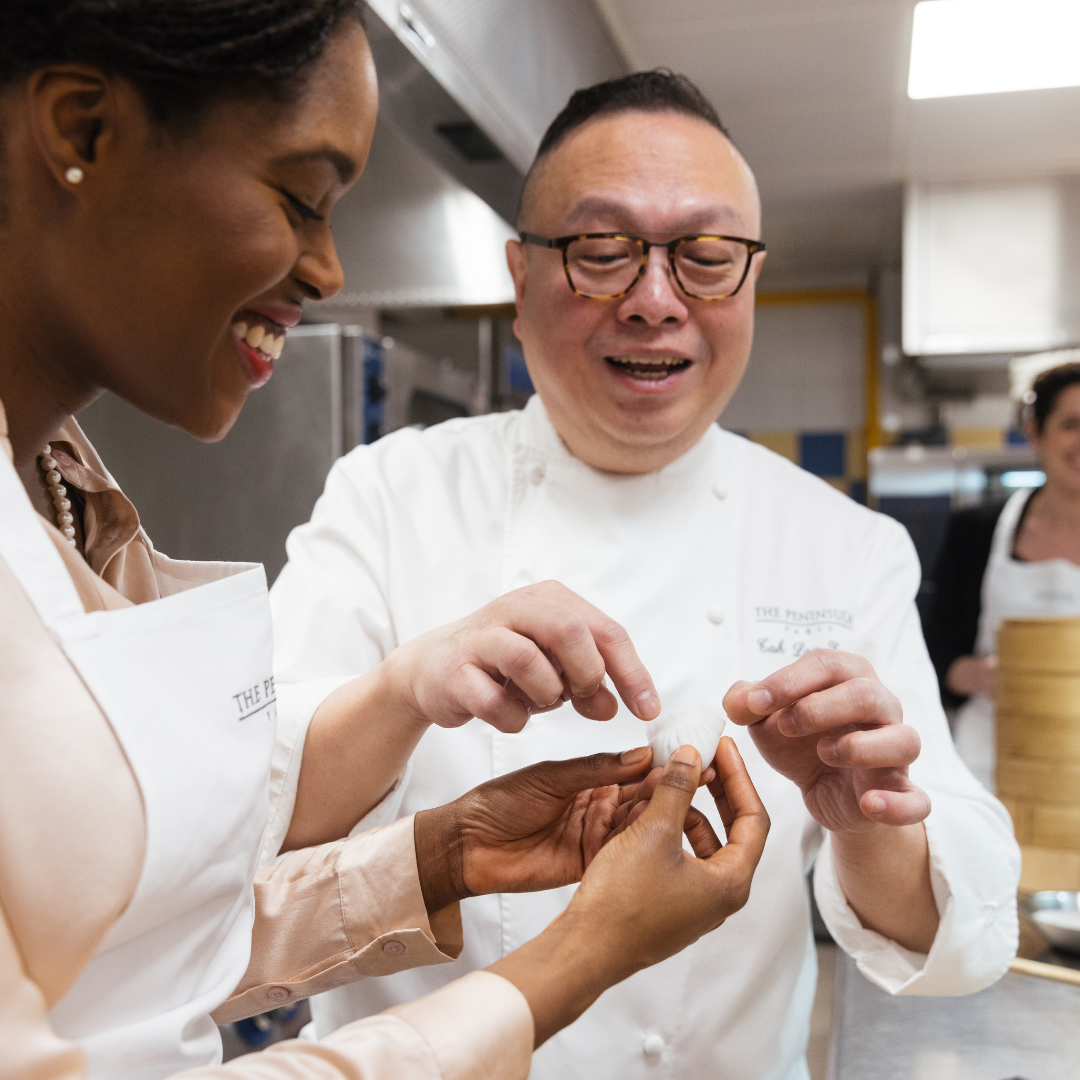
[{"xmin": 270, "ymin": 395, "xmax": 1020, "ymax": 1080}]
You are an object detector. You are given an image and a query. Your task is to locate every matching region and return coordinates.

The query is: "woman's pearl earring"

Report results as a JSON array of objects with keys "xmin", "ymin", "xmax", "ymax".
[{"xmin": 65, "ymin": 167, "xmax": 84, "ymax": 185}]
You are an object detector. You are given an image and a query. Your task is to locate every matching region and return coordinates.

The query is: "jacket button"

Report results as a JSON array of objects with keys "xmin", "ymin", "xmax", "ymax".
[
  {"xmin": 383, "ymin": 939, "xmax": 406, "ymax": 956},
  {"xmin": 707, "ymin": 609, "xmax": 724, "ymax": 625},
  {"xmin": 267, "ymin": 986, "xmax": 290, "ymax": 1003},
  {"xmin": 642, "ymin": 1033, "xmax": 665, "ymax": 1056},
  {"xmin": 712, "ymin": 483, "xmax": 727, "ymax": 499},
  {"xmin": 528, "ymin": 463, "xmax": 546, "ymax": 484}
]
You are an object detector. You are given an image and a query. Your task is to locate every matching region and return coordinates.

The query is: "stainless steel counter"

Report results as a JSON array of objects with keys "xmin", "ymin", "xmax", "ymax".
[{"xmin": 828, "ymin": 953, "xmax": 1080, "ymax": 1080}]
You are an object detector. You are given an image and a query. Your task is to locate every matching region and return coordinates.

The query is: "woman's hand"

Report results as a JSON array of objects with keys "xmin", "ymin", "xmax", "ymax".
[
  {"xmin": 946, "ymin": 654, "xmax": 997, "ymax": 697},
  {"xmin": 414, "ymin": 746, "xmax": 675, "ymax": 914},
  {"xmin": 385, "ymin": 580, "xmax": 661, "ymax": 733},
  {"xmin": 488, "ymin": 738, "xmax": 770, "ymax": 1046}
]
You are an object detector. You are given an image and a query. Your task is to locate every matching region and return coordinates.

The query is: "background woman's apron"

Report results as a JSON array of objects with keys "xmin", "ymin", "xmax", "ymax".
[
  {"xmin": 953, "ymin": 487, "xmax": 1080, "ymax": 789},
  {"xmin": 0, "ymin": 452, "xmax": 276, "ymax": 1079}
]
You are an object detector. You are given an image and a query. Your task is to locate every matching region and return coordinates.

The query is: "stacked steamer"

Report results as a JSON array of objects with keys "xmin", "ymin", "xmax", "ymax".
[{"xmin": 997, "ymin": 618, "xmax": 1080, "ymax": 890}]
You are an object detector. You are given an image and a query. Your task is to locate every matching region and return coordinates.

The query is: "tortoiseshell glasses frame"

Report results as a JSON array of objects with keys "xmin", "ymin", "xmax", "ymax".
[{"xmin": 518, "ymin": 231, "xmax": 767, "ymax": 301}]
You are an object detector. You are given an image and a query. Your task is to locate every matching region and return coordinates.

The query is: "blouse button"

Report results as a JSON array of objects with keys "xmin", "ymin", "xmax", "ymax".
[
  {"xmin": 528, "ymin": 463, "xmax": 546, "ymax": 485},
  {"xmin": 267, "ymin": 986, "xmax": 290, "ymax": 1003},
  {"xmin": 383, "ymin": 939, "xmax": 406, "ymax": 957},
  {"xmin": 642, "ymin": 1033, "xmax": 665, "ymax": 1056}
]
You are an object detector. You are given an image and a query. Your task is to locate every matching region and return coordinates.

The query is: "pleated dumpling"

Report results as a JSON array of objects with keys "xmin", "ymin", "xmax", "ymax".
[{"xmin": 647, "ymin": 710, "xmax": 727, "ymax": 769}]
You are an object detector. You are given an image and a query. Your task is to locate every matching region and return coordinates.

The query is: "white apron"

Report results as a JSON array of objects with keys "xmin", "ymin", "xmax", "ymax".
[
  {"xmin": 953, "ymin": 487, "xmax": 1080, "ymax": 789},
  {"xmin": 0, "ymin": 451, "xmax": 276, "ymax": 1079}
]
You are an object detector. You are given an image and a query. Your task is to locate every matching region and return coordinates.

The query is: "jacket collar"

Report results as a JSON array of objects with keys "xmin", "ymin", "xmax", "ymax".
[{"xmin": 516, "ymin": 393, "xmax": 721, "ymax": 485}]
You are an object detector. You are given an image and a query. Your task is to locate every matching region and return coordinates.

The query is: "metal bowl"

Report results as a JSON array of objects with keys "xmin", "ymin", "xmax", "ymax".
[{"xmin": 1019, "ymin": 891, "xmax": 1080, "ymax": 955}]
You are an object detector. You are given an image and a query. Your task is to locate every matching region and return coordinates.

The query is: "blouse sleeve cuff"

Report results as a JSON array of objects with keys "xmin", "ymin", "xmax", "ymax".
[
  {"xmin": 260, "ymin": 676, "xmax": 353, "ymax": 865},
  {"xmin": 214, "ymin": 816, "xmax": 462, "ymax": 1024},
  {"xmin": 385, "ymin": 971, "xmax": 534, "ymax": 1080}
]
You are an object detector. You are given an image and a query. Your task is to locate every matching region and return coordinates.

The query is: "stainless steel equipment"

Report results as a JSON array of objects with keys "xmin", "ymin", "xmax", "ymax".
[
  {"xmin": 1021, "ymin": 891, "xmax": 1080, "ymax": 955},
  {"xmin": 77, "ymin": 325, "xmax": 475, "ymax": 584}
]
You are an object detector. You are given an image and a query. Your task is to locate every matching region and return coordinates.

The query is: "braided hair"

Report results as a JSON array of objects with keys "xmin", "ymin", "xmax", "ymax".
[{"xmin": 0, "ymin": 1, "xmax": 367, "ymax": 124}]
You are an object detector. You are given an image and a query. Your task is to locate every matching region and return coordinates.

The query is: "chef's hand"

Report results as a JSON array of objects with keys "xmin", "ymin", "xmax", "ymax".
[
  {"xmin": 487, "ymin": 739, "xmax": 770, "ymax": 1046},
  {"xmin": 413, "ymin": 747, "xmax": 657, "ymax": 914},
  {"xmin": 724, "ymin": 650, "xmax": 930, "ymax": 833},
  {"xmin": 388, "ymin": 580, "xmax": 660, "ymax": 733}
]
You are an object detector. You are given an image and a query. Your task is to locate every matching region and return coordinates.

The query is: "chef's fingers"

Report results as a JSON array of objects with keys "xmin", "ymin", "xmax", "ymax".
[
  {"xmin": 684, "ymin": 806, "xmax": 722, "ymax": 858},
  {"xmin": 859, "ymin": 775, "xmax": 932, "ymax": 827},
  {"xmin": 725, "ymin": 650, "xmax": 878, "ymax": 721},
  {"xmin": 495, "ymin": 583, "xmax": 661, "ymax": 720},
  {"xmin": 817, "ymin": 725, "xmax": 921, "ymax": 770},
  {"xmin": 768, "ymin": 677, "xmax": 902, "ymax": 738},
  {"xmin": 456, "ymin": 665, "xmax": 532, "ymax": 733},
  {"xmin": 721, "ymin": 680, "xmax": 759, "ymax": 726},
  {"xmin": 476, "ymin": 626, "xmax": 567, "ymax": 711},
  {"xmin": 570, "ymin": 683, "xmax": 619, "ymax": 721},
  {"xmin": 705, "ymin": 738, "xmax": 769, "ymax": 873}
]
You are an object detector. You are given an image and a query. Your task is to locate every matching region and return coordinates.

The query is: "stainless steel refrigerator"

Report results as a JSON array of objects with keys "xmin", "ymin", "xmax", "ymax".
[{"xmin": 77, "ymin": 325, "xmax": 477, "ymax": 585}]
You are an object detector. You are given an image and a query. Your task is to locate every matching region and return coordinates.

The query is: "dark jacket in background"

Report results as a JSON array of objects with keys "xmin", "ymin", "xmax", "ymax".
[{"xmin": 923, "ymin": 503, "xmax": 1005, "ymax": 708}]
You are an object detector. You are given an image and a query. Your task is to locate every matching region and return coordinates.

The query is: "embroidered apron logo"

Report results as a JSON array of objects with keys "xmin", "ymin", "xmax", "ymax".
[
  {"xmin": 753, "ymin": 607, "xmax": 853, "ymax": 657},
  {"xmin": 232, "ymin": 677, "xmax": 276, "ymax": 720}
]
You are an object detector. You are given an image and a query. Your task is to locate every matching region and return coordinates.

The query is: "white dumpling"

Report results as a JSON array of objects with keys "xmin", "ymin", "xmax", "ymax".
[{"xmin": 647, "ymin": 710, "xmax": 727, "ymax": 769}]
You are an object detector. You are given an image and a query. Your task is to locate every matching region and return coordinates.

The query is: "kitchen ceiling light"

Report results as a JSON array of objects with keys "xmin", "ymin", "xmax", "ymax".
[{"xmin": 908, "ymin": 0, "xmax": 1080, "ymax": 100}]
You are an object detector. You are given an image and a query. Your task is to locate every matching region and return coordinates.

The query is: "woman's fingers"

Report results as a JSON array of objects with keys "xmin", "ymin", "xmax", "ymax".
[
  {"xmin": 517, "ymin": 748, "xmax": 653, "ymax": 802},
  {"xmin": 706, "ymin": 738, "xmax": 770, "ymax": 872},
  {"xmin": 582, "ymin": 784, "xmax": 621, "ymax": 866},
  {"xmin": 684, "ymin": 806, "xmax": 722, "ymax": 859},
  {"xmin": 638, "ymin": 746, "xmax": 702, "ymax": 836}
]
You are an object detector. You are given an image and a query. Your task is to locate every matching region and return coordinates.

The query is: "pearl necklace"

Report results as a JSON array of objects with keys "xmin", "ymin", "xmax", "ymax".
[{"xmin": 38, "ymin": 445, "xmax": 77, "ymax": 546}]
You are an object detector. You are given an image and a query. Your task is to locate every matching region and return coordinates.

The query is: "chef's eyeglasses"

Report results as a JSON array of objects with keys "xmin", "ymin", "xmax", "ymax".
[{"xmin": 518, "ymin": 231, "xmax": 766, "ymax": 301}]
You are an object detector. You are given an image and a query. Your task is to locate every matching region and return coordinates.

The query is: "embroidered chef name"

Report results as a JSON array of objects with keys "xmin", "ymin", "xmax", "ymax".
[
  {"xmin": 232, "ymin": 677, "xmax": 276, "ymax": 721},
  {"xmin": 753, "ymin": 607, "xmax": 853, "ymax": 658}
]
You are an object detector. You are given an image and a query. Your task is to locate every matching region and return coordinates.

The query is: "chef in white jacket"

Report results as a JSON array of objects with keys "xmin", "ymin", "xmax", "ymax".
[{"xmin": 271, "ymin": 71, "xmax": 1020, "ymax": 1080}]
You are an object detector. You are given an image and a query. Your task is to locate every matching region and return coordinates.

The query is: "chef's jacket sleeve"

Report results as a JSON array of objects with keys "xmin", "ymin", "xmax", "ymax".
[
  {"xmin": 188, "ymin": 973, "xmax": 533, "ymax": 1080},
  {"xmin": 262, "ymin": 453, "xmax": 408, "ymax": 864},
  {"xmin": 812, "ymin": 517, "xmax": 1020, "ymax": 996},
  {"xmin": 270, "ymin": 452, "xmax": 398, "ymax": 685},
  {"xmin": 215, "ymin": 816, "xmax": 462, "ymax": 1024}
]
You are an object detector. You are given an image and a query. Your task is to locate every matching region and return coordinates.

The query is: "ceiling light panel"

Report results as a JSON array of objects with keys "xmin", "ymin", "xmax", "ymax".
[{"xmin": 908, "ymin": 0, "xmax": 1080, "ymax": 100}]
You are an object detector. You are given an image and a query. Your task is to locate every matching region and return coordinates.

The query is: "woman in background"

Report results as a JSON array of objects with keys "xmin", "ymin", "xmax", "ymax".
[
  {"xmin": 926, "ymin": 362, "xmax": 1080, "ymax": 788},
  {"xmin": 0, "ymin": 2, "xmax": 768, "ymax": 1078}
]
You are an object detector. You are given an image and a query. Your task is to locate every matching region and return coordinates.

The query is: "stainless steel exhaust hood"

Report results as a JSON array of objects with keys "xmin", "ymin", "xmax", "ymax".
[
  {"xmin": 307, "ymin": 0, "xmax": 625, "ymax": 314},
  {"xmin": 904, "ymin": 178, "xmax": 1080, "ymax": 356}
]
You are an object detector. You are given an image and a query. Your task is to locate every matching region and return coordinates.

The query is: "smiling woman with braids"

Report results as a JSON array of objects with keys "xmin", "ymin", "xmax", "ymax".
[{"xmin": 0, "ymin": 3, "xmax": 769, "ymax": 1078}]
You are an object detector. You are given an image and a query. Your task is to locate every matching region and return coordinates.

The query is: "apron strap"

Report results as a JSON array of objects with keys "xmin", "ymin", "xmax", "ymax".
[
  {"xmin": 987, "ymin": 487, "xmax": 1032, "ymax": 565},
  {"xmin": 0, "ymin": 449, "xmax": 86, "ymax": 626}
]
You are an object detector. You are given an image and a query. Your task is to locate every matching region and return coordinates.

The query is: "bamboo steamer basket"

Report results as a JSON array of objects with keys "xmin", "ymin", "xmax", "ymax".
[{"xmin": 996, "ymin": 618, "xmax": 1080, "ymax": 854}]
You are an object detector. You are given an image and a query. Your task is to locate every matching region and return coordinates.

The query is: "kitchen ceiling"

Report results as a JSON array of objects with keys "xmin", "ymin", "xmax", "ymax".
[{"xmin": 593, "ymin": 0, "xmax": 1080, "ymax": 286}]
